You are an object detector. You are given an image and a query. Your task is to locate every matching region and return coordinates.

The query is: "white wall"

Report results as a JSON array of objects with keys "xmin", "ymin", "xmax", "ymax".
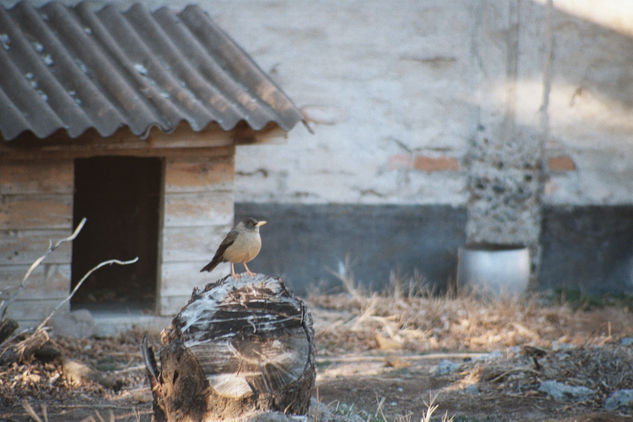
[
  {"xmin": 219, "ymin": 0, "xmax": 633, "ymax": 207},
  {"xmin": 225, "ymin": 1, "xmax": 476, "ymax": 206}
]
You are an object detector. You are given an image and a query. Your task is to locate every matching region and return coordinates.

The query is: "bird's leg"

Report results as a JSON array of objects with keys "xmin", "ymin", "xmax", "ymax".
[
  {"xmin": 231, "ymin": 263, "xmax": 240, "ymax": 278},
  {"xmin": 243, "ymin": 262, "xmax": 255, "ymax": 277}
]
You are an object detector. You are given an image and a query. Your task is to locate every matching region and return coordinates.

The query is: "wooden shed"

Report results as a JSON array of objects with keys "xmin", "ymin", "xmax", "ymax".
[{"xmin": 0, "ymin": 1, "xmax": 304, "ymax": 326}]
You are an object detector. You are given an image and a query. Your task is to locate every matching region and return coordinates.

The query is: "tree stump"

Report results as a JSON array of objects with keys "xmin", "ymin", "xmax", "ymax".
[{"xmin": 142, "ymin": 274, "xmax": 315, "ymax": 422}]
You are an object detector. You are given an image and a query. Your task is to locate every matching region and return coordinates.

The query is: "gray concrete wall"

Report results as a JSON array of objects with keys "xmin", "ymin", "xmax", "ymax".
[
  {"xmin": 540, "ymin": 206, "xmax": 633, "ymax": 294},
  {"xmin": 236, "ymin": 203, "xmax": 467, "ymax": 295}
]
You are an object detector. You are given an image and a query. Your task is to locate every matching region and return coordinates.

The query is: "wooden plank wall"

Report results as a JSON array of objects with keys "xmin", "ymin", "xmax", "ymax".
[
  {"xmin": 0, "ymin": 146, "xmax": 239, "ymax": 319},
  {"xmin": 159, "ymin": 150, "xmax": 236, "ymax": 315},
  {"xmin": 0, "ymin": 160, "xmax": 74, "ymax": 324}
]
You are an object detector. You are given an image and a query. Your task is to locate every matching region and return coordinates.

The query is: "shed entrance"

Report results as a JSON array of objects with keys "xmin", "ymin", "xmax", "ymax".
[{"xmin": 71, "ymin": 156, "xmax": 162, "ymax": 311}]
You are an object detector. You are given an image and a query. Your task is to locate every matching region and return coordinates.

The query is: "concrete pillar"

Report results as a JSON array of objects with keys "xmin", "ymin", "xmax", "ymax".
[{"xmin": 465, "ymin": 0, "xmax": 551, "ymax": 284}]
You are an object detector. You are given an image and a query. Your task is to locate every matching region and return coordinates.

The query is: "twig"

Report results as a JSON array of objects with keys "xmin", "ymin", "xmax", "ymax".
[
  {"xmin": 40, "ymin": 404, "xmax": 48, "ymax": 422},
  {"xmin": 94, "ymin": 409, "xmax": 105, "ymax": 422},
  {"xmin": 14, "ymin": 328, "xmax": 49, "ymax": 361},
  {"xmin": 0, "ymin": 256, "xmax": 138, "ymax": 353},
  {"xmin": 35, "ymin": 257, "xmax": 139, "ymax": 333},
  {"xmin": 21, "ymin": 400, "xmax": 43, "ymax": 422},
  {"xmin": 374, "ymin": 395, "xmax": 387, "ymax": 421},
  {"xmin": 327, "ymin": 255, "xmax": 362, "ymax": 300},
  {"xmin": 0, "ymin": 218, "xmax": 87, "ymax": 319},
  {"xmin": 314, "ymin": 386, "xmax": 320, "ymax": 422},
  {"xmin": 112, "ymin": 364, "xmax": 146, "ymax": 374},
  {"xmin": 488, "ymin": 367, "xmax": 539, "ymax": 383},
  {"xmin": 421, "ymin": 393, "xmax": 440, "ymax": 422}
]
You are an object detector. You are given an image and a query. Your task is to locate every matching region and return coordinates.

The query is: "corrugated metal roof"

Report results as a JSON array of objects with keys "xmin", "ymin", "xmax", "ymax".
[{"xmin": 0, "ymin": 1, "xmax": 305, "ymax": 141}]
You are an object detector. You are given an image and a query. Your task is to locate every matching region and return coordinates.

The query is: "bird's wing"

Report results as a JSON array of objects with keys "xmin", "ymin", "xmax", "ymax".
[{"xmin": 200, "ymin": 229, "xmax": 239, "ymax": 272}]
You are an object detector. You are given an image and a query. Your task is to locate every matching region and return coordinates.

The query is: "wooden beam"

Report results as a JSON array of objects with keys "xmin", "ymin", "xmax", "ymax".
[
  {"xmin": 0, "ymin": 194, "xmax": 73, "ymax": 230},
  {"xmin": 0, "ymin": 122, "xmax": 287, "ymax": 161},
  {"xmin": 0, "ymin": 145, "xmax": 237, "ymax": 161},
  {"xmin": 0, "ymin": 229, "xmax": 72, "ymax": 265},
  {"xmin": 0, "ymin": 160, "xmax": 73, "ymax": 194},
  {"xmin": 164, "ymin": 154, "xmax": 234, "ymax": 193}
]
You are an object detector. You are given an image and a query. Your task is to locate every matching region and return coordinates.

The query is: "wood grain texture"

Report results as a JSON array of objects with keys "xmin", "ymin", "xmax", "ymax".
[
  {"xmin": 0, "ymin": 229, "xmax": 72, "ymax": 265},
  {"xmin": 165, "ymin": 155, "xmax": 234, "ymax": 194},
  {"xmin": 160, "ymin": 262, "xmax": 228, "ymax": 299},
  {"xmin": 145, "ymin": 274, "xmax": 315, "ymax": 421},
  {"xmin": 163, "ymin": 191, "xmax": 233, "ymax": 228},
  {"xmin": 0, "ymin": 263, "xmax": 70, "ymax": 299},
  {"xmin": 1, "ymin": 122, "xmax": 286, "ymax": 161},
  {"xmin": 0, "ymin": 160, "xmax": 73, "ymax": 194},
  {"xmin": 0, "ymin": 194, "xmax": 72, "ymax": 230},
  {"xmin": 4, "ymin": 297, "xmax": 69, "ymax": 320},
  {"xmin": 0, "ymin": 146, "xmax": 237, "ymax": 161},
  {"xmin": 161, "ymin": 225, "xmax": 230, "ymax": 263}
]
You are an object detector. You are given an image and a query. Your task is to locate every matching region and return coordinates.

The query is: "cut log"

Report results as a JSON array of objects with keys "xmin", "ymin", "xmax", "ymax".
[{"xmin": 143, "ymin": 274, "xmax": 315, "ymax": 422}]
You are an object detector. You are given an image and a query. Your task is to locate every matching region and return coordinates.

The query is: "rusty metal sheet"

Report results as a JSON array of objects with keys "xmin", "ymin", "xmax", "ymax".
[{"xmin": 0, "ymin": 1, "xmax": 304, "ymax": 141}]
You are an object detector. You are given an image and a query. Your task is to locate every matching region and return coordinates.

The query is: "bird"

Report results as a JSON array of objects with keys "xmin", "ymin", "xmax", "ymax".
[{"xmin": 200, "ymin": 218, "xmax": 267, "ymax": 278}]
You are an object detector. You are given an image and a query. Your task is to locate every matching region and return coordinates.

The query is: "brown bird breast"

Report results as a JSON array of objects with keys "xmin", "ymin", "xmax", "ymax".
[{"xmin": 222, "ymin": 229, "xmax": 262, "ymax": 263}]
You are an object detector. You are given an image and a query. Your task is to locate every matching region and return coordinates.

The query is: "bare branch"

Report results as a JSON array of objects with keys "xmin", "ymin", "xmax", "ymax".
[
  {"xmin": 0, "ymin": 218, "xmax": 87, "ymax": 319},
  {"xmin": 0, "ymin": 256, "xmax": 138, "ymax": 352},
  {"xmin": 21, "ymin": 400, "xmax": 43, "ymax": 422},
  {"xmin": 35, "ymin": 256, "xmax": 139, "ymax": 333}
]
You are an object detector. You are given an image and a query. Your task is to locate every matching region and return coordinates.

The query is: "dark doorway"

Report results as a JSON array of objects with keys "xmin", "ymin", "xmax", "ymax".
[{"xmin": 71, "ymin": 156, "xmax": 162, "ymax": 311}]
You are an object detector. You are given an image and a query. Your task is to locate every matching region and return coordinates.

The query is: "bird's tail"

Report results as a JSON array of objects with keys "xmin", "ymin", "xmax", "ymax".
[{"xmin": 200, "ymin": 259, "xmax": 218, "ymax": 272}]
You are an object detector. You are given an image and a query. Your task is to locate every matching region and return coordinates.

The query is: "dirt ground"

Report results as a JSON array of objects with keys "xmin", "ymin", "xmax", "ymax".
[
  {"xmin": 2, "ymin": 290, "xmax": 633, "ymax": 421},
  {"xmin": 310, "ymin": 290, "xmax": 633, "ymax": 421},
  {"xmin": 316, "ymin": 351, "xmax": 633, "ymax": 422}
]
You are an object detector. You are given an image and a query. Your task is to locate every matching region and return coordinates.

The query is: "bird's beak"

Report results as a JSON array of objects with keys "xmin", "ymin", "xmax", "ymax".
[{"xmin": 256, "ymin": 220, "xmax": 267, "ymax": 227}]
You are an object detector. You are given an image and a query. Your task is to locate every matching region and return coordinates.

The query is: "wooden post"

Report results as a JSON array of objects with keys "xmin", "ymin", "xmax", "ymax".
[{"xmin": 142, "ymin": 274, "xmax": 315, "ymax": 421}]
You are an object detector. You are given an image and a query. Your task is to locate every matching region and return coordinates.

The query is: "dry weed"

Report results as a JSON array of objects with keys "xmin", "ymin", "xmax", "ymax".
[
  {"xmin": 309, "ymin": 272, "xmax": 633, "ymax": 355},
  {"xmin": 419, "ymin": 393, "xmax": 453, "ymax": 422}
]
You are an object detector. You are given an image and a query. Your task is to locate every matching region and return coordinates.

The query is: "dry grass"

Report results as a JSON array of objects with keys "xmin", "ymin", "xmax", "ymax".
[
  {"xmin": 419, "ymin": 394, "xmax": 454, "ymax": 422},
  {"xmin": 324, "ymin": 394, "xmax": 455, "ymax": 422},
  {"xmin": 309, "ymin": 271, "xmax": 633, "ymax": 356},
  {"xmin": 0, "ymin": 332, "xmax": 152, "ymax": 421}
]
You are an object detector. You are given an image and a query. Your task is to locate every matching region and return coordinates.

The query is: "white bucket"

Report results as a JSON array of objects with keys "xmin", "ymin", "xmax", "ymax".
[{"xmin": 457, "ymin": 244, "xmax": 530, "ymax": 297}]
